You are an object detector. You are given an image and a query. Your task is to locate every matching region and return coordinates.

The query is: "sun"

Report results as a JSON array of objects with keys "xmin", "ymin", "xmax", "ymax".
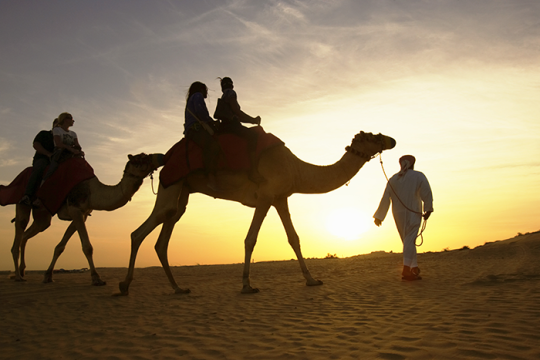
[{"xmin": 325, "ymin": 207, "xmax": 371, "ymax": 241}]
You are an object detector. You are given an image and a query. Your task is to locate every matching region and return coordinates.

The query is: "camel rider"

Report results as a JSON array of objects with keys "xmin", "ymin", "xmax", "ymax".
[
  {"xmin": 373, "ymin": 155, "xmax": 433, "ymax": 281},
  {"xmin": 42, "ymin": 112, "xmax": 84, "ymax": 183},
  {"xmin": 215, "ymin": 77, "xmax": 263, "ymax": 182},
  {"xmin": 19, "ymin": 119, "xmax": 58, "ymax": 206},
  {"xmin": 184, "ymin": 81, "xmax": 221, "ymax": 191}
]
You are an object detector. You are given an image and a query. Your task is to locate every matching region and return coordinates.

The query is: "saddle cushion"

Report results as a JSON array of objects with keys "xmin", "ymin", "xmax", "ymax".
[
  {"xmin": 160, "ymin": 126, "xmax": 284, "ymax": 188},
  {"xmin": 0, "ymin": 158, "xmax": 95, "ymax": 215},
  {"xmin": 37, "ymin": 158, "xmax": 95, "ymax": 215},
  {"xmin": 0, "ymin": 167, "xmax": 33, "ymax": 206}
]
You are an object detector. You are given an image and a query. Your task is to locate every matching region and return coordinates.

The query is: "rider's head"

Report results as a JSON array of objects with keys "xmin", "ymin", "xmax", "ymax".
[
  {"xmin": 219, "ymin": 77, "xmax": 234, "ymax": 91},
  {"xmin": 187, "ymin": 82, "xmax": 208, "ymax": 100},
  {"xmin": 57, "ymin": 112, "xmax": 73, "ymax": 126}
]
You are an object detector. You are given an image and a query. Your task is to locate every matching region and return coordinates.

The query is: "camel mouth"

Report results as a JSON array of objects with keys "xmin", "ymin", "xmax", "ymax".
[
  {"xmin": 370, "ymin": 133, "xmax": 396, "ymax": 151},
  {"xmin": 384, "ymin": 136, "xmax": 397, "ymax": 150},
  {"xmin": 151, "ymin": 154, "xmax": 165, "ymax": 169},
  {"xmin": 127, "ymin": 153, "xmax": 165, "ymax": 171}
]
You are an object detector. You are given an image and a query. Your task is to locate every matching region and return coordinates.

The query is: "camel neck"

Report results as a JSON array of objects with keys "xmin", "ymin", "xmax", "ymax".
[
  {"xmin": 294, "ymin": 151, "xmax": 369, "ymax": 194},
  {"xmin": 89, "ymin": 173, "xmax": 144, "ymax": 211}
]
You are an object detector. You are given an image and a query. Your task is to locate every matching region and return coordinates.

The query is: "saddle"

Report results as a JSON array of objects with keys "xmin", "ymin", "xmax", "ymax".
[
  {"xmin": 0, "ymin": 167, "xmax": 32, "ymax": 207},
  {"xmin": 160, "ymin": 126, "xmax": 283, "ymax": 188},
  {"xmin": 37, "ymin": 158, "xmax": 95, "ymax": 215},
  {"xmin": 0, "ymin": 158, "xmax": 95, "ymax": 215}
]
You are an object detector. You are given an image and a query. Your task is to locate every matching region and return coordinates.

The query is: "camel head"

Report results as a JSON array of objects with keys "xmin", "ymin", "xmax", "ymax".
[
  {"xmin": 125, "ymin": 153, "xmax": 165, "ymax": 179},
  {"xmin": 346, "ymin": 131, "xmax": 396, "ymax": 159}
]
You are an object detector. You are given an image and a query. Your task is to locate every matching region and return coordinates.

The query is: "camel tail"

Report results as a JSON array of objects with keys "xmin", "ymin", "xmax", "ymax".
[{"xmin": 11, "ymin": 217, "xmax": 15, "ymax": 223}]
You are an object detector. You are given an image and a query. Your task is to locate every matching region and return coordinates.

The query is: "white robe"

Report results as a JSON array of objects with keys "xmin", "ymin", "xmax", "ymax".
[{"xmin": 374, "ymin": 169, "xmax": 433, "ymax": 267}]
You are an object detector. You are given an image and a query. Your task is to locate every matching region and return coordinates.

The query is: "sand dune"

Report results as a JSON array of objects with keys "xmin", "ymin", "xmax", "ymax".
[{"xmin": 1, "ymin": 232, "xmax": 539, "ymax": 359}]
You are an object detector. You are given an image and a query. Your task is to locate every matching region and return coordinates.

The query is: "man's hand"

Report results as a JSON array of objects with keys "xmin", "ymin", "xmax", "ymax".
[
  {"xmin": 374, "ymin": 218, "xmax": 382, "ymax": 227},
  {"xmin": 423, "ymin": 211, "xmax": 432, "ymax": 220},
  {"xmin": 255, "ymin": 116, "xmax": 261, "ymax": 125}
]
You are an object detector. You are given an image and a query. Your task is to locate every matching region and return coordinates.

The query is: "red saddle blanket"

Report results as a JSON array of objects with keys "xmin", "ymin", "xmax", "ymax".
[
  {"xmin": 0, "ymin": 167, "xmax": 32, "ymax": 206},
  {"xmin": 0, "ymin": 158, "xmax": 95, "ymax": 215},
  {"xmin": 160, "ymin": 127, "xmax": 283, "ymax": 188}
]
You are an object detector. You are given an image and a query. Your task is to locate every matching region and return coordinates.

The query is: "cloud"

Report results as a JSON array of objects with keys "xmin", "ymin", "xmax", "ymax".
[
  {"xmin": 0, "ymin": 138, "xmax": 11, "ymax": 154},
  {"xmin": 0, "ymin": 139, "xmax": 19, "ymax": 169}
]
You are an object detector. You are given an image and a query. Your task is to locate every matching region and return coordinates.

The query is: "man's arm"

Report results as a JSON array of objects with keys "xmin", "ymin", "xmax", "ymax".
[
  {"xmin": 419, "ymin": 172, "xmax": 434, "ymax": 219},
  {"xmin": 228, "ymin": 91, "xmax": 261, "ymax": 125},
  {"xmin": 373, "ymin": 183, "xmax": 392, "ymax": 226},
  {"xmin": 33, "ymin": 141, "xmax": 53, "ymax": 158}
]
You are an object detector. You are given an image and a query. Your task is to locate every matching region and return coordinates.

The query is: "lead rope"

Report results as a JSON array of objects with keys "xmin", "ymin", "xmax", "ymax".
[
  {"xmin": 149, "ymin": 171, "xmax": 157, "ymax": 195},
  {"xmin": 378, "ymin": 153, "xmax": 427, "ymax": 246}
]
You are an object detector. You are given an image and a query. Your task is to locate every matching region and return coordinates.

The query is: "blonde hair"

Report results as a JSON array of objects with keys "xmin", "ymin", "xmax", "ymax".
[{"xmin": 57, "ymin": 112, "xmax": 73, "ymax": 126}]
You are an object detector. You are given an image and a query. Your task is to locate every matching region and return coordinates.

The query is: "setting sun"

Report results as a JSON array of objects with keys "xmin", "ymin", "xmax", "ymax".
[{"xmin": 325, "ymin": 208, "xmax": 370, "ymax": 241}]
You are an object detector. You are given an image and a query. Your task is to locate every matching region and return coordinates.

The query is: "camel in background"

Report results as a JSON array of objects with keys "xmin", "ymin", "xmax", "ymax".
[
  {"xmin": 117, "ymin": 131, "xmax": 396, "ymax": 295},
  {"xmin": 11, "ymin": 153, "xmax": 163, "ymax": 285}
]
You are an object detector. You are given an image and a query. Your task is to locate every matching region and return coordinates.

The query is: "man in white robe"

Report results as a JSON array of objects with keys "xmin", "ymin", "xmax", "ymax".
[{"xmin": 373, "ymin": 155, "xmax": 433, "ymax": 281}]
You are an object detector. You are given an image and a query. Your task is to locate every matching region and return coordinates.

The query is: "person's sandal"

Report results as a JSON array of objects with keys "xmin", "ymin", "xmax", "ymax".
[{"xmin": 403, "ymin": 267, "xmax": 422, "ymax": 281}]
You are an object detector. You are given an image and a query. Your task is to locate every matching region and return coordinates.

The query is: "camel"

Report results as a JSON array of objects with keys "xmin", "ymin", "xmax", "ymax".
[
  {"xmin": 11, "ymin": 153, "xmax": 163, "ymax": 285},
  {"xmin": 117, "ymin": 131, "xmax": 396, "ymax": 295}
]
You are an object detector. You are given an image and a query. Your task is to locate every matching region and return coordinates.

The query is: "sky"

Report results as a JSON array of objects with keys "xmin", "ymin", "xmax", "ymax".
[{"xmin": 1, "ymin": 0, "xmax": 539, "ymax": 271}]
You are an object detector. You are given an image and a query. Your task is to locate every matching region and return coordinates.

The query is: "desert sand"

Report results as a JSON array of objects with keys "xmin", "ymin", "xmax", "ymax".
[{"xmin": 1, "ymin": 232, "xmax": 539, "ymax": 360}]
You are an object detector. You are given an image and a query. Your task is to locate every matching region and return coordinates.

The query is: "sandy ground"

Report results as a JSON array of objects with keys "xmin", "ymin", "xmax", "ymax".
[{"xmin": 1, "ymin": 232, "xmax": 539, "ymax": 360}]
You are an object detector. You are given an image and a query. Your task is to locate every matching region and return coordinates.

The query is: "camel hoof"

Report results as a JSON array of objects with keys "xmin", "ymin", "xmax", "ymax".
[
  {"xmin": 174, "ymin": 288, "xmax": 191, "ymax": 294},
  {"xmin": 307, "ymin": 279, "xmax": 324, "ymax": 286},
  {"xmin": 241, "ymin": 285, "xmax": 260, "ymax": 294},
  {"xmin": 14, "ymin": 277, "xmax": 27, "ymax": 282},
  {"xmin": 43, "ymin": 276, "xmax": 54, "ymax": 283},
  {"xmin": 118, "ymin": 281, "xmax": 130, "ymax": 296},
  {"xmin": 92, "ymin": 279, "xmax": 107, "ymax": 286}
]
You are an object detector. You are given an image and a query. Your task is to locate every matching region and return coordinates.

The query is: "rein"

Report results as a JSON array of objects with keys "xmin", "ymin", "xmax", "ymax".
[
  {"xmin": 344, "ymin": 133, "xmax": 384, "ymax": 186},
  {"xmin": 149, "ymin": 171, "xmax": 157, "ymax": 195},
  {"xmin": 378, "ymin": 153, "xmax": 427, "ymax": 246}
]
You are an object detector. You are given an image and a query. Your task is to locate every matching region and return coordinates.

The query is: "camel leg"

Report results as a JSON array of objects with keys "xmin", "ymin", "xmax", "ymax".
[
  {"xmin": 19, "ymin": 208, "xmax": 52, "ymax": 277},
  {"xmin": 68, "ymin": 207, "xmax": 105, "ymax": 286},
  {"xmin": 241, "ymin": 196, "xmax": 272, "ymax": 294},
  {"xmin": 11, "ymin": 204, "xmax": 32, "ymax": 281},
  {"xmin": 43, "ymin": 221, "xmax": 78, "ymax": 283},
  {"xmin": 117, "ymin": 182, "xmax": 184, "ymax": 296},
  {"xmin": 155, "ymin": 189, "xmax": 190, "ymax": 294},
  {"xmin": 274, "ymin": 197, "xmax": 323, "ymax": 286}
]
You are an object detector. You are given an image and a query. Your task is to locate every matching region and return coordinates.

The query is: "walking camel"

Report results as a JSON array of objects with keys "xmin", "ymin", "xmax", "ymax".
[
  {"xmin": 118, "ymin": 131, "xmax": 396, "ymax": 295},
  {"xmin": 11, "ymin": 153, "xmax": 163, "ymax": 285}
]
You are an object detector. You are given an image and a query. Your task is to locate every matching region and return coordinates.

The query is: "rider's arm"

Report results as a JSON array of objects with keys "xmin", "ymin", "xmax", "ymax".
[
  {"xmin": 192, "ymin": 93, "xmax": 214, "ymax": 123},
  {"xmin": 53, "ymin": 134, "xmax": 81, "ymax": 155},
  {"xmin": 228, "ymin": 91, "xmax": 261, "ymax": 125},
  {"xmin": 33, "ymin": 141, "xmax": 54, "ymax": 158}
]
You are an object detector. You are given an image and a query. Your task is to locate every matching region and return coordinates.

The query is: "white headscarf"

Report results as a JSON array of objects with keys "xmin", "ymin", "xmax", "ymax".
[{"xmin": 398, "ymin": 155, "xmax": 416, "ymax": 177}]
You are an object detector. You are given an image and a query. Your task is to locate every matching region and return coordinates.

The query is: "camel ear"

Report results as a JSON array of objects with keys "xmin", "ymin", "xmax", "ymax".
[{"xmin": 128, "ymin": 154, "xmax": 134, "ymax": 160}]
